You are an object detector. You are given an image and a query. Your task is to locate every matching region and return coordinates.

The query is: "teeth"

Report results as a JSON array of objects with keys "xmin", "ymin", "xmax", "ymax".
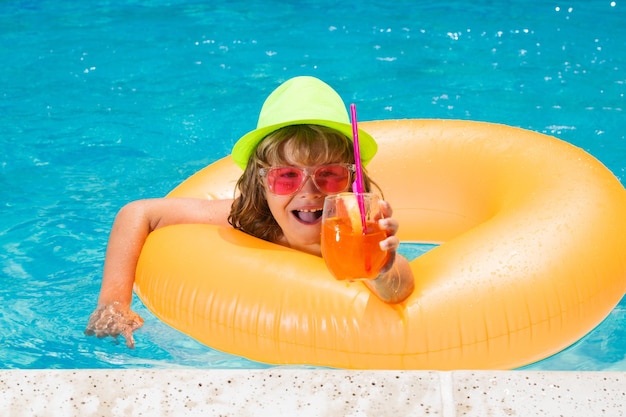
[{"xmin": 294, "ymin": 208, "xmax": 323, "ymax": 223}]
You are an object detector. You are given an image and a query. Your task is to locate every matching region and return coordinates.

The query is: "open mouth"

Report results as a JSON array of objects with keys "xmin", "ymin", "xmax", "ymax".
[{"xmin": 293, "ymin": 208, "xmax": 323, "ymax": 224}]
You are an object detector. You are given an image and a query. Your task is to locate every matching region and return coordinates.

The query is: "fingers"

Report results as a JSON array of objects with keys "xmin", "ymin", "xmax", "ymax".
[
  {"xmin": 84, "ymin": 304, "xmax": 144, "ymax": 348},
  {"xmin": 122, "ymin": 328, "xmax": 136, "ymax": 349},
  {"xmin": 380, "ymin": 200, "xmax": 393, "ymax": 217},
  {"xmin": 121, "ymin": 313, "xmax": 144, "ymax": 349},
  {"xmin": 378, "ymin": 200, "xmax": 400, "ymax": 253},
  {"xmin": 379, "ymin": 217, "xmax": 399, "ymax": 236},
  {"xmin": 379, "ymin": 235, "xmax": 400, "ymax": 252},
  {"xmin": 378, "ymin": 200, "xmax": 399, "ymax": 236}
]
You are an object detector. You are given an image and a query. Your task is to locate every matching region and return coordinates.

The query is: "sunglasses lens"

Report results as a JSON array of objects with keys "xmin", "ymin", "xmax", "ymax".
[
  {"xmin": 314, "ymin": 165, "xmax": 350, "ymax": 194},
  {"xmin": 265, "ymin": 165, "xmax": 351, "ymax": 195},
  {"xmin": 267, "ymin": 167, "xmax": 303, "ymax": 195}
]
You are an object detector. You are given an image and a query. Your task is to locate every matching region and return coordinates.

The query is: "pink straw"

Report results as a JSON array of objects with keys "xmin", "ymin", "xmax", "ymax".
[{"xmin": 350, "ymin": 103, "xmax": 367, "ymax": 235}]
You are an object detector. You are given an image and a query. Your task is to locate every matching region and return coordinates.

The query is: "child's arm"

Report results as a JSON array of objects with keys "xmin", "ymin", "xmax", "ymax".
[
  {"xmin": 85, "ymin": 197, "xmax": 233, "ymax": 347},
  {"xmin": 363, "ymin": 200, "xmax": 415, "ymax": 304},
  {"xmin": 364, "ymin": 253, "xmax": 415, "ymax": 304}
]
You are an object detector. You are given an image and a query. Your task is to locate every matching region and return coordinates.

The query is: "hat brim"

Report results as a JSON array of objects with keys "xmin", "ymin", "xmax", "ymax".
[{"xmin": 232, "ymin": 119, "xmax": 378, "ymax": 170}]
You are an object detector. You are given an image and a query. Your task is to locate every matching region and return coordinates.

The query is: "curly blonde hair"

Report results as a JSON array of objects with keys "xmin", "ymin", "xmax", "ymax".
[{"xmin": 228, "ymin": 125, "xmax": 380, "ymax": 243}]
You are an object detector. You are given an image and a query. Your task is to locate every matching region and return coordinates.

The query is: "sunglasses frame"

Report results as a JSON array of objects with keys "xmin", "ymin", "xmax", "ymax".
[{"xmin": 259, "ymin": 163, "xmax": 356, "ymax": 196}]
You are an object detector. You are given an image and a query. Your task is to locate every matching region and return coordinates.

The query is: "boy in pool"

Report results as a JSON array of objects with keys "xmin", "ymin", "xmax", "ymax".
[{"xmin": 85, "ymin": 76, "xmax": 415, "ymax": 348}]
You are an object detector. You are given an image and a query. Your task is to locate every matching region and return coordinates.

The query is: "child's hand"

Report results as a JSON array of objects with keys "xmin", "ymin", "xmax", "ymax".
[
  {"xmin": 377, "ymin": 200, "xmax": 400, "ymax": 272},
  {"xmin": 85, "ymin": 303, "xmax": 144, "ymax": 348}
]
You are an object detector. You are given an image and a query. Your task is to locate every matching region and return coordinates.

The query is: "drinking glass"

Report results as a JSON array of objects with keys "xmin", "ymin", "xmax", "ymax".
[{"xmin": 321, "ymin": 192, "xmax": 390, "ymax": 280}]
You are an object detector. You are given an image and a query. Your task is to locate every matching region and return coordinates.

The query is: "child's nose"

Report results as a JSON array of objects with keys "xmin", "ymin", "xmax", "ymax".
[{"xmin": 300, "ymin": 175, "xmax": 323, "ymax": 194}]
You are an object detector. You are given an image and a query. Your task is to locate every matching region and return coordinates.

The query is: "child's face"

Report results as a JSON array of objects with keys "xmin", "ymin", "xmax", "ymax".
[
  {"xmin": 265, "ymin": 163, "xmax": 326, "ymax": 256},
  {"xmin": 264, "ymin": 142, "xmax": 349, "ymax": 256}
]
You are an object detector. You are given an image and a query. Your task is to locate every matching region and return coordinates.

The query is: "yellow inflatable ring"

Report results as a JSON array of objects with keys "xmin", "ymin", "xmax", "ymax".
[{"xmin": 135, "ymin": 119, "xmax": 626, "ymax": 369}]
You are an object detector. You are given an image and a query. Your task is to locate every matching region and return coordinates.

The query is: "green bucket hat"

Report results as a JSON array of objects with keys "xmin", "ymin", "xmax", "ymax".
[{"xmin": 231, "ymin": 76, "xmax": 378, "ymax": 169}]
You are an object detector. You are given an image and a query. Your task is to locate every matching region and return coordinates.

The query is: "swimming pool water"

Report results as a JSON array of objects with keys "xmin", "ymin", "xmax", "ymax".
[{"xmin": 1, "ymin": 0, "xmax": 624, "ymax": 370}]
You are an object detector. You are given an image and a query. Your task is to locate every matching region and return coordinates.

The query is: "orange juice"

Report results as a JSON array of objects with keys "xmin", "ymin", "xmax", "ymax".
[{"xmin": 321, "ymin": 216, "xmax": 390, "ymax": 280}]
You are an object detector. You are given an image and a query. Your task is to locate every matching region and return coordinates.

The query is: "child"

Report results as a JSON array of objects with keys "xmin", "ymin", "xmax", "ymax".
[{"xmin": 85, "ymin": 76, "xmax": 415, "ymax": 348}]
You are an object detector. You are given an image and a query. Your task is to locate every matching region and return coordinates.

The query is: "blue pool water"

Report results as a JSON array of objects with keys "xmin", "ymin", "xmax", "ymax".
[{"xmin": 1, "ymin": 0, "xmax": 624, "ymax": 370}]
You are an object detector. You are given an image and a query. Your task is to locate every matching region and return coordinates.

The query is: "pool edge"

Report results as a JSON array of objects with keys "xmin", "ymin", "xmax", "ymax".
[{"xmin": 1, "ymin": 369, "xmax": 624, "ymax": 416}]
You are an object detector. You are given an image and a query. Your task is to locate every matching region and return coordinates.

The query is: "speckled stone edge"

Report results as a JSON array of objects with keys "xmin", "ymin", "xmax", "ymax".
[{"xmin": 0, "ymin": 370, "xmax": 624, "ymax": 416}]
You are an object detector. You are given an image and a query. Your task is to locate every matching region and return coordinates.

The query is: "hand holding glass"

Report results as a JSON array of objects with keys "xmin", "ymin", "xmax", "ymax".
[{"xmin": 321, "ymin": 192, "xmax": 390, "ymax": 280}]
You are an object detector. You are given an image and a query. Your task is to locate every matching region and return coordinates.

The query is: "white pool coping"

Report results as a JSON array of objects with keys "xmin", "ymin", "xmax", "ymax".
[{"xmin": 1, "ymin": 369, "xmax": 624, "ymax": 416}]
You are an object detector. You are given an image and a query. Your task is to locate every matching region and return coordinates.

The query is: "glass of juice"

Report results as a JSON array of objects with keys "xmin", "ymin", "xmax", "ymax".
[{"xmin": 321, "ymin": 192, "xmax": 390, "ymax": 280}]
